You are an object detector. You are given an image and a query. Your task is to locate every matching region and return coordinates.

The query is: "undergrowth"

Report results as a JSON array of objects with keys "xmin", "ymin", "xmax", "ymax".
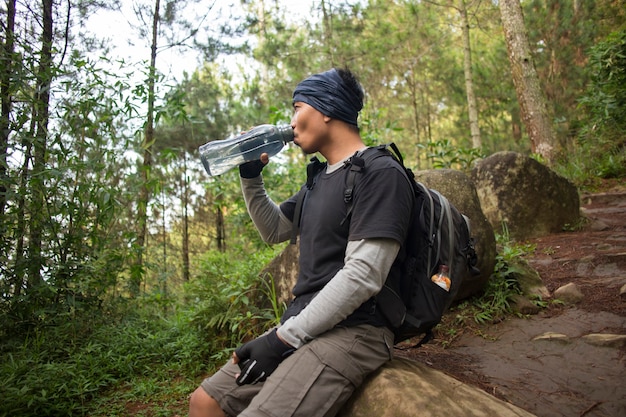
[
  {"xmin": 0, "ymin": 245, "xmax": 285, "ymax": 417},
  {"xmin": 0, "ymin": 307, "xmax": 207, "ymax": 417}
]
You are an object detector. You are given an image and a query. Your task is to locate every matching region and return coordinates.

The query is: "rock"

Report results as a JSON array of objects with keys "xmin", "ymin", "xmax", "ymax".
[
  {"xmin": 590, "ymin": 219, "xmax": 610, "ymax": 231},
  {"xmin": 575, "ymin": 261, "xmax": 592, "ymax": 276},
  {"xmin": 337, "ymin": 358, "xmax": 536, "ymax": 417},
  {"xmin": 554, "ymin": 283, "xmax": 584, "ymax": 304},
  {"xmin": 471, "ymin": 152, "xmax": 580, "ymax": 241},
  {"xmin": 413, "ymin": 169, "xmax": 496, "ymax": 299},
  {"xmin": 532, "ymin": 332, "xmax": 571, "ymax": 343},
  {"xmin": 258, "ymin": 244, "xmax": 299, "ymax": 308},
  {"xmin": 596, "ymin": 243, "xmax": 613, "ymax": 251},
  {"xmin": 510, "ymin": 294, "xmax": 541, "ymax": 315},
  {"xmin": 620, "ymin": 283, "xmax": 626, "ymax": 300},
  {"xmin": 582, "ymin": 334, "xmax": 626, "ymax": 348},
  {"xmin": 507, "ymin": 257, "xmax": 550, "ymax": 300}
]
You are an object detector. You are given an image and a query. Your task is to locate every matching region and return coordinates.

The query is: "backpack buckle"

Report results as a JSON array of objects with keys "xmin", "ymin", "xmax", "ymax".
[
  {"xmin": 343, "ymin": 154, "xmax": 365, "ymax": 204},
  {"xmin": 344, "ymin": 188, "xmax": 353, "ymax": 203}
]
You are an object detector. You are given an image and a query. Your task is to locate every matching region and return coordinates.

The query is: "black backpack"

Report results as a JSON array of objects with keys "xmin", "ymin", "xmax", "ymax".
[{"xmin": 292, "ymin": 143, "xmax": 479, "ymax": 347}]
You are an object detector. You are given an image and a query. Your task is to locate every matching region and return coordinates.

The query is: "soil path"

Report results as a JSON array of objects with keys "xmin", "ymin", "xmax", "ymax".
[{"xmin": 404, "ymin": 185, "xmax": 626, "ymax": 417}]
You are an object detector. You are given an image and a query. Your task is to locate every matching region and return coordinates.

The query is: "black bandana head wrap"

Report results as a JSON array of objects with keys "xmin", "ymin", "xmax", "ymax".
[{"xmin": 292, "ymin": 69, "xmax": 363, "ymax": 126}]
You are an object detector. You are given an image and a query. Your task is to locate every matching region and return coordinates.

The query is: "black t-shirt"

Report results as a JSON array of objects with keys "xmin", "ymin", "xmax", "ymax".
[{"xmin": 280, "ymin": 149, "xmax": 414, "ymax": 326}]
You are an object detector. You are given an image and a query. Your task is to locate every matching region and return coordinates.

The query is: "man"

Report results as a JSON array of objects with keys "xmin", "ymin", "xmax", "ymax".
[{"xmin": 189, "ymin": 68, "xmax": 414, "ymax": 417}]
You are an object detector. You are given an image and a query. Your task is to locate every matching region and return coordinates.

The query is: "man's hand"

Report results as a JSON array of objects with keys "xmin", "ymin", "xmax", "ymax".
[
  {"xmin": 233, "ymin": 329, "xmax": 295, "ymax": 385},
  {"xmin": 239, "ymin": 153, "xmax": 270, "ymax": 178}
]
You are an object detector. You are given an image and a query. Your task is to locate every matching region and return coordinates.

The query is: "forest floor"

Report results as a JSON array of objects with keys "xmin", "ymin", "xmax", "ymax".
[{"xmin": 402, "ymin": 179, "xmax": 626, "ymax": 417}]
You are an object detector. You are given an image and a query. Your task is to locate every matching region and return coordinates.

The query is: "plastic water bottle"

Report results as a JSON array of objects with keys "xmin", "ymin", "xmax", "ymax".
[
  {"xmin": 431, "ymin": 265, "xmax": 451, "ymax": 291},
  {"xmin": 199, "ymin": 124, "xmax": 294, "ymax": 177}
]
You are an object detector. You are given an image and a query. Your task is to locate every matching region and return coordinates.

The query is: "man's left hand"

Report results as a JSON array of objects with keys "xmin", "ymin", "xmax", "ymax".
[{"xmin": 233, "ymin": 329, "xmax": 295, "ymax": 385}]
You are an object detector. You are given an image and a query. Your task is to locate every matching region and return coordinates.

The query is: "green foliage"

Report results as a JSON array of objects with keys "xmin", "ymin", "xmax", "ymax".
[
  {"xmin": 562, "ymin": 27, "xmax": 626, "ymax": 187},
  {"xmin": 185, "ymin": 245, "xmax": 287, "ymax": 362},
  {"xmin": 0, "ymin": 243, "xmax": 286, "ymax": 416},
  {"xmin": 418, "ymin": 139, "xmax": 485, "ymax": 171},
  {"xmin": 470, "ymin": 226, "xmax": 536, "ymax": 324},
  {"xmin": 360, "ymin": 111, "xmax": 406, "ymax": 147},
  {"xmin": 0, "ymin": 304, "xmax": 210, "ymax": 417}
]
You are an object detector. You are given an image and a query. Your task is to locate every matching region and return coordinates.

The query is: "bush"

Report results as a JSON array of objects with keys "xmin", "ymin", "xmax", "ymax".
[
  {"xmin": 0, "ymin": 304, "xmax": 209, "ymax": 417},
  {"xmin": 563, "ymin": 27, "xmax": 626, "ymax": 187},
  {"xmin": 185, "ymin": 245, "xmax": 286, "ymax": 363}
]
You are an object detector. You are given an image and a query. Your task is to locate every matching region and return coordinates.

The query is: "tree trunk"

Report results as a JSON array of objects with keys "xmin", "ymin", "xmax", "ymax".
[
  {"xmin": 321, "ymin": 0, "xmax": 335, "ymax": 65},
  {"xmin": 13, "ymin": 126, "xmax": 34, "ymax": 297},
  {"xmin": 28, "ymin": 0, "xmax": 54, "ymax": 287},
  {"xmin": 182, "ymin": 153, "xmax": 190, "ymax": 282},
  {"xmin": 216, "ymin": 200, "xmax": 225, "ymax": 253},
  {"xmin": 499, "ymin": 0, "xmax": 557, "ymax": 163},
  {"xmin": 460, "ymin": 0, "xmax": 481, "ymax": 149},
  {"xmin": 403, "ymin": 65, "xmax": 422, "ymax": 169},
  {"xmin": 134, "ymin": 0, "xmax": 160, "ymax": 295},
  {"xmin": 0, "ymin": 0, "xmax": 16, "ymax": 219}
]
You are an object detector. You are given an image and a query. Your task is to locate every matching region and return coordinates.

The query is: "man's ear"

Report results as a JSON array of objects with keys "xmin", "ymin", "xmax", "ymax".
[{"xmin": 323, "ymin": 115, "xmax": 332, "ymax": 123}]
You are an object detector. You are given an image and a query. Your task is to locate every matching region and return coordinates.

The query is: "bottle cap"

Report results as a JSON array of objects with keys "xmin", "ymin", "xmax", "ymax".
[{"xmin": 277, "ymin": 124, "xmax": 295, "ymax": 143}]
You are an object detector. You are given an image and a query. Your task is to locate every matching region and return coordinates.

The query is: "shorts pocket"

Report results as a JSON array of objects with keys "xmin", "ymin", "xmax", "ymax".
[{"xmin": 252, "ymin": 348, "xmax": 346, "ymax": 417}]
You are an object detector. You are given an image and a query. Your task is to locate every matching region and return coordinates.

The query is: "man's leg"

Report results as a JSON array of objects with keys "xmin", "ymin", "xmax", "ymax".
[
  {"xmin": 190, "ymin": 360, "xmax": 263, "ymax": 417},
  {"xmin": 189, "ymin": 387, "xmax": 226, "ymax": 417}
]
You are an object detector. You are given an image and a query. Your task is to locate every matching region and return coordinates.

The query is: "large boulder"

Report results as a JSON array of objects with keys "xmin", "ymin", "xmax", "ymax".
[
  {"xmin": 471, "ymin": 152, "xmax": 580, "ymax": 241},
  {"xmin": 413, "ymin": 169, "xmax": 496, "ymax": 300},
  {"xmin": 337, "ymin": 358, "xmax": 535, "ymax": 417},
  {"xmin": 259, "ymin": 243, "xmax": 299, "ymax": 308}
]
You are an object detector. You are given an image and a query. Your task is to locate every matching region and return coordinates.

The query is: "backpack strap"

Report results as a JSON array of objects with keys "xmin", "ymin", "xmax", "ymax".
[
  {"xmin": 415, "ymin": 182, "xmax": 436, "ymax": 275},
  {"xmin": 340, "ymin": 151, "xmax": 365, "ymax": 226},
  {"xmin": 387, "ymin": 142, "xmax": 405, "ymax": 166},
  {"xmin": 340, "ymin": 145, "xmax": 391, "ymax": 226},
  {"xmin": 394, "ymin": 329, "xmax": 434, "ymax": 351},
  {"xmin": 438, "ymin": 191, "xmax": 456, "ymax": 277},
  {"xmin": 290, "ymin": 191, "xmax": 306, "ymax": 245},
  {"xmin": 290, "ymin": 156, "xmax": 326, "ymax": 244},
  {"xmin": 430, "ymin": 189, "xmax": 454, "ymax": 274}
]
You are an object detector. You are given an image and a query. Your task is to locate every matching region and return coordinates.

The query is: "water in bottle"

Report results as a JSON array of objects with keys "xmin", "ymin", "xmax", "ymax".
[{"xmin": 199, "ymin": 124, "xmax": 294, "ymax": 177}]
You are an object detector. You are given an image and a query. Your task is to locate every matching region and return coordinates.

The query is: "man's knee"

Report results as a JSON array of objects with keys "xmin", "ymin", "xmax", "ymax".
[{"xmin": 189, "ymin": 386, "xmax": 226, "ymax": 417}]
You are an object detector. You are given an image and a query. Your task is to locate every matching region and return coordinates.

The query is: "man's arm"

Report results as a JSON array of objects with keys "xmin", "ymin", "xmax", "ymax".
[
  {"xmin": 240, "ymin": 175, "xmax": 293, "ymax": 244},
  {"xmin": 277, "ymin": 237, "xmax": 400, "ymax": 349}
]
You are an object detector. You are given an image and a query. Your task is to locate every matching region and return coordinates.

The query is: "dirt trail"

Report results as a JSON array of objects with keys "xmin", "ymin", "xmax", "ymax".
[{"xmin": 404, "ymin": 185, "xmax": 626, "ymax": 417}]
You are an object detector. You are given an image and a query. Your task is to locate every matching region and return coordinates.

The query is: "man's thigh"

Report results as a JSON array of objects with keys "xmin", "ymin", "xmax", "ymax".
[{"xmin": 241, "ymin": 324, "xmax": 393, "ymax": 417}]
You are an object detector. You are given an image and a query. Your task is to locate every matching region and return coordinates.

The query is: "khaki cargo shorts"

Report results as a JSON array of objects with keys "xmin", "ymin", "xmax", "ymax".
[{"xmin": 201, "ymin": 324, "xmax": 394, "ymax": 417}]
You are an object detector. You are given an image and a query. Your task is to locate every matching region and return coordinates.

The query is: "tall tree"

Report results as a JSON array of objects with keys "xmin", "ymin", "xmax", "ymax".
[
  {"xmin": 181, "ymin": 151, "xmax": 190, "ymax": 281},
  {"xmin": 0, "ymin": 0, "xmax": 16, "ymax": 220},
  {"xmin": 28, "ymin": 0, "xmax": 54, "ymax": 287},
  {"xmin": 459, "ymin": 0, "xmax": 481, "ymax": 149},
  {"xmin": 524, "ymin": 0, "xmax": 625, "ymax": 147},
  {"xmin": 132, "ymin": 0, "xmax": 161, "ymax": 296},
  {"xmin": 499, "ymin": 0, "xmax": 558, "ymax": 163},
  {"xmin": 130, "ymin": 0, "xmax": 231, "ymax": 290},
  {"xmin": 425, "ymin": 0, "xmax": 482, "ymax": 149}
]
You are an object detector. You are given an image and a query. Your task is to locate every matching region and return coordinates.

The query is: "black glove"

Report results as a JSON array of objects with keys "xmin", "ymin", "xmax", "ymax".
[
  {"xmin": 239, "ymin": 159, "xmax": 266, "ymax": 179},
  {"xmin": 234, "ymin": 329, "xmax": 295, "ymax": 385}
]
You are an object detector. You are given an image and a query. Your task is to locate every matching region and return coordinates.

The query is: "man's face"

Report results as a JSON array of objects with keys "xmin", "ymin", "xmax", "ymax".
[{"xmin": 291, "ymin": 101, "xmax": 329, "ymax": 155}]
